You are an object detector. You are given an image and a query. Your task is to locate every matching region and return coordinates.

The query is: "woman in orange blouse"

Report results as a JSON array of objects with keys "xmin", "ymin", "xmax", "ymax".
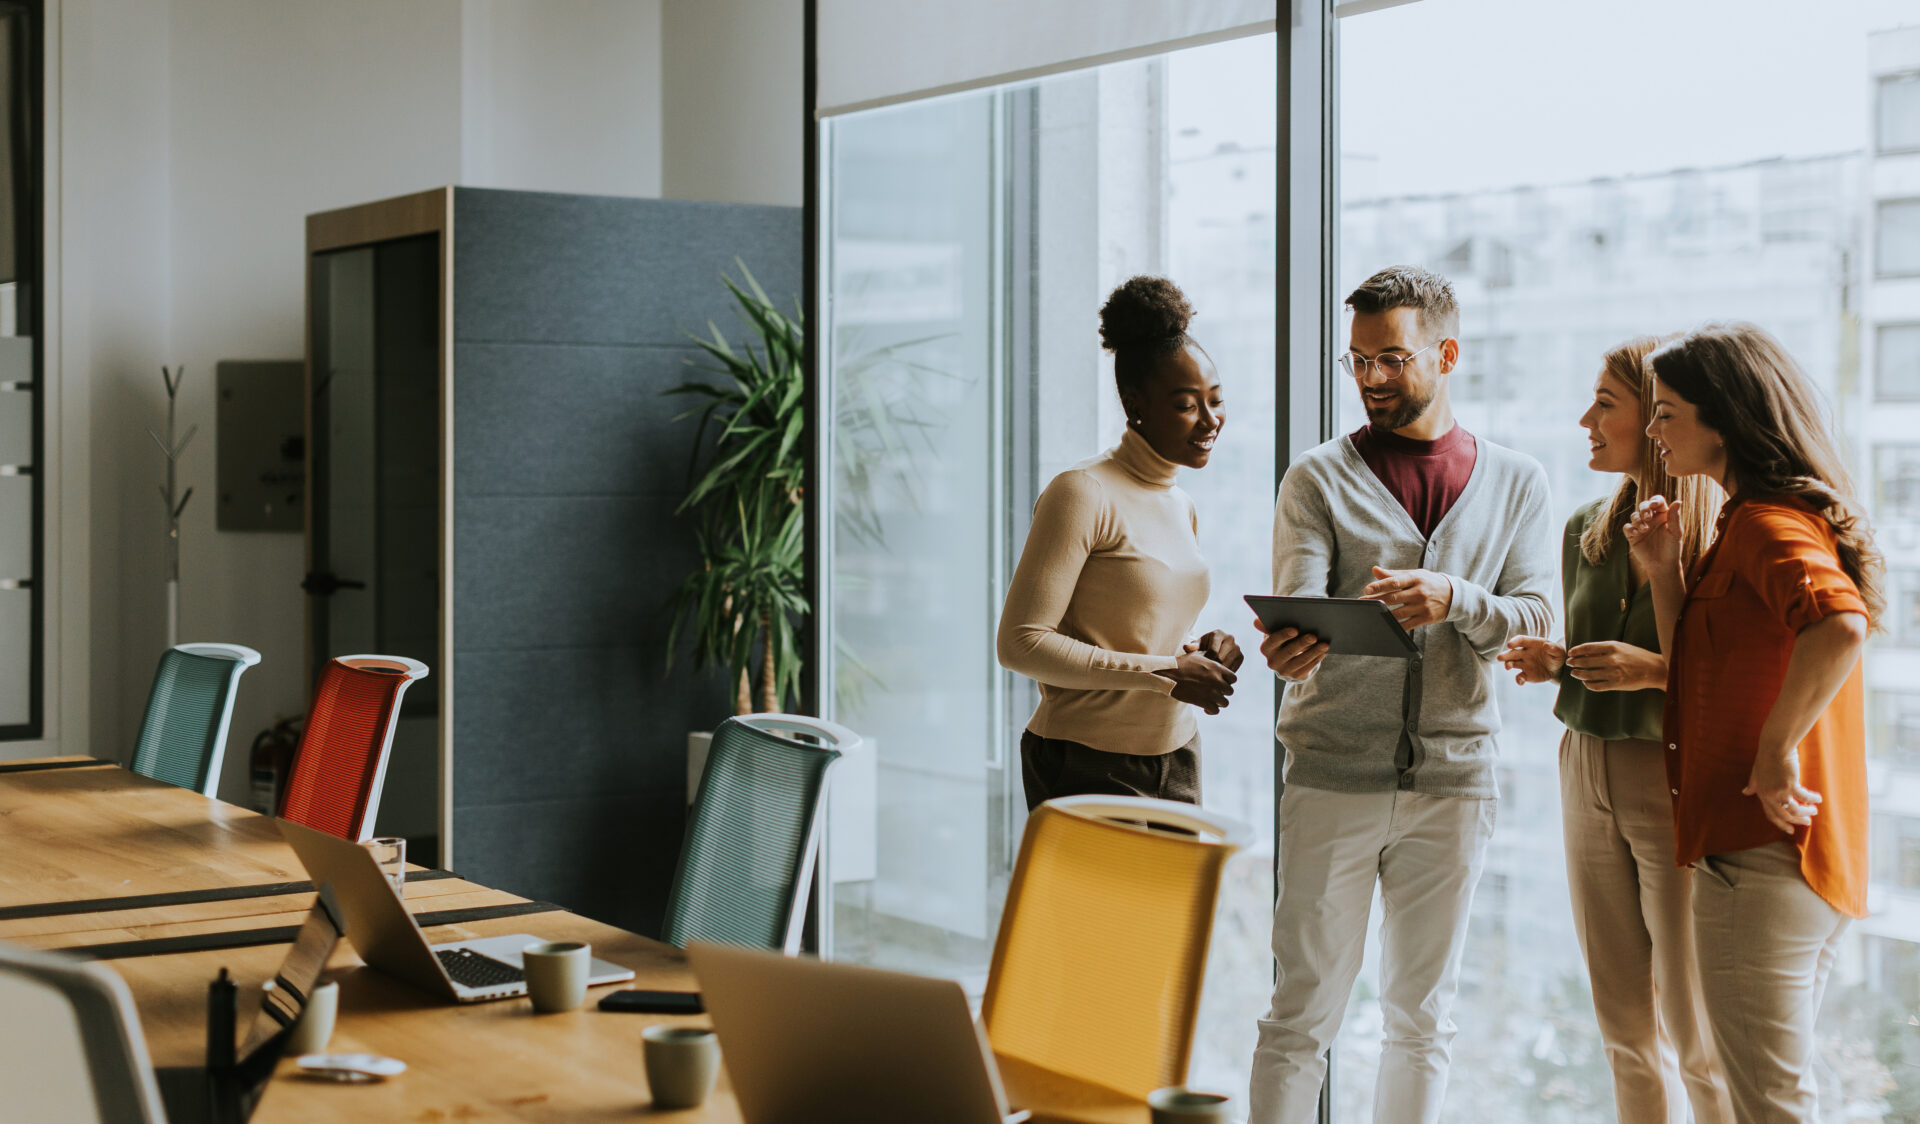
[{"xmin": 1625, "ymin": 323, "xmax": 1882, "ymax": 1123}]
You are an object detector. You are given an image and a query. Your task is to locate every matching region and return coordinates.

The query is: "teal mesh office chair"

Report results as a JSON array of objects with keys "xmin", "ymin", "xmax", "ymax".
[
  {"xmin": 661, "ymin": 714, "xmax": 860, "ymax": 954},
  {"xmin": 127, "ymin": 642, "xmax": 262, "ymax": 796}
]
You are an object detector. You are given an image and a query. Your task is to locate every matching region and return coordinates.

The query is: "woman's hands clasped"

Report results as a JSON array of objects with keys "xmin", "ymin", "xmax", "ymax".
[
  {"xmin": 1565, "ymin": 641, "xmax": 1665, "ymax": 692},
  {"xmin": 1156, "ymin": 629, "xmax": 1242, "ymax": 715},
  {"xmin": 1192, "ymin": 629, "xmax": 1244, "ymax": 673},
  {"xmin": 1623, "ymin": 495, "xmax": 1683, "ymax": 573},
  {"xmin": 1496, "ymin": 635, "xmax": 1565, "ymax": 685}
]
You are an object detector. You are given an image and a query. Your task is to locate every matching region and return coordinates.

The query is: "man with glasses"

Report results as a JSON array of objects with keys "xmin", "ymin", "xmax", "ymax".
[{"xmin": 1248, "ymin": 266, "xmax": 1554, "ymax": 1123}]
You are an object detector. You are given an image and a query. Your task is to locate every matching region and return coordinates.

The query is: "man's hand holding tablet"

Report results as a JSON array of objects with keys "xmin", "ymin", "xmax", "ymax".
[
  {"xmin": 1246, "ymin": 582, "xmax": 1423, "ymax": 675},
  {"xmin": 1256, "ymin": 618, "xmax": 1331, "ymax": 682}
]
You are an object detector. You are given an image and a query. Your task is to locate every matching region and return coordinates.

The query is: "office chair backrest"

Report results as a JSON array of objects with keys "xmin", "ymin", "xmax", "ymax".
[
  {"xmin": 128, "ymin": 642, "xmax": 262, "ymax": 796},
  {"xmin": 0, "ymin": 941, "xmax": 166, "ymax": 1123},
  {"xmin": 278, "ymin": 654, "xmax": 429, "ymax": 842},
  {"xmin": 982, "ymin": 795, "xmax": 1249, "ymax": 1100},
  {"xmin": 661, "ymin": 714, "xmax": 859, "ymax": 954}
]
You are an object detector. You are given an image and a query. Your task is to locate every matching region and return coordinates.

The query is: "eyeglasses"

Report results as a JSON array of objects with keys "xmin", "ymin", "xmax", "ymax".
[{"xmin": 1339, "ymin": 341, "xmax": 1438, "ymax": 381}]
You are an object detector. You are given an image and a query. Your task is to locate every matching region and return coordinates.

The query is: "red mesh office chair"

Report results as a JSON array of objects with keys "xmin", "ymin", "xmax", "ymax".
[{"xmin": 277, "ymin": 654, "xmax": 429, "ymax": 841}]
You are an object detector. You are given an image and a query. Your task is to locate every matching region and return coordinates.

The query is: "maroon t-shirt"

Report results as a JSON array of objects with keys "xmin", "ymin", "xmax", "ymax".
[{"xmin": 1350, "ymin": 423, "xmax": 1478, "ymax": 539}]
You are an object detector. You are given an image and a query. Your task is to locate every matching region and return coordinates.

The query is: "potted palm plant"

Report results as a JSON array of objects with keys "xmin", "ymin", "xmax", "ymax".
[
  {"xmin": 664, "ymin": 263, "xmax": 806, "ymax": 719},
  {"xmin": 664, "ymin": 263, "xmax": 956, "ymax": 888}
]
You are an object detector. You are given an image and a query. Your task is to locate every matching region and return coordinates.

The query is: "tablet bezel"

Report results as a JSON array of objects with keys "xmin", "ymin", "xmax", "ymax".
[{"xmin": 1243, "ymin": 594, "xmax": 1419, "ymax": 660}]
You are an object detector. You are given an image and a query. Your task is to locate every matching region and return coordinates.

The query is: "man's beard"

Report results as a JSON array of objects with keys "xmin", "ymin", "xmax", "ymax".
[{"xmin": 1365, "ymin": 383, "xmax": 1435, "ymax": 432}]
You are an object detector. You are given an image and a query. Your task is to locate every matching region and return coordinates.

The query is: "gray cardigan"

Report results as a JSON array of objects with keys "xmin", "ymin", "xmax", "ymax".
[{"xmin": 1272, "ymin": 431, "xmax": 1555, "ymax": 799}]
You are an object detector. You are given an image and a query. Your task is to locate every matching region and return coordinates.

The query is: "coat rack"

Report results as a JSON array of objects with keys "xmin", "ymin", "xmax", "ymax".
[{"xmin": 147, "ymin": 365, "xmax": 195, "ymax": 649}]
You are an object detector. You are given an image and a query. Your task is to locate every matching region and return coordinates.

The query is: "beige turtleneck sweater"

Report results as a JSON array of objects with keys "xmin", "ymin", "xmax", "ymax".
[{"xmin": 996, "ymin": 428, "xmax": 1212, "ymax": 756}]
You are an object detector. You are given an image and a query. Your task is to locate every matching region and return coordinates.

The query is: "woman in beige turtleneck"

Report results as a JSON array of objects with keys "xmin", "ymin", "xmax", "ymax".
[{"xmin": 997, "ymin": 276, "xmax": 1242, "ymax": 811}]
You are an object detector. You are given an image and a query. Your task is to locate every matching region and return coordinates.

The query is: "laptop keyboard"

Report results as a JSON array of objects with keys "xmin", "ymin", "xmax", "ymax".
[{"xmin": 436, "ymin": 947, "xmax": 524, "ymax": 989}]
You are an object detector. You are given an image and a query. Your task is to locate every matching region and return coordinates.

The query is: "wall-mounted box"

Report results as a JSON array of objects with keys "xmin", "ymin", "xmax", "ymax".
[{"xmin": 216, "ymin": 360, "xmax": 304, "ymax": 532}]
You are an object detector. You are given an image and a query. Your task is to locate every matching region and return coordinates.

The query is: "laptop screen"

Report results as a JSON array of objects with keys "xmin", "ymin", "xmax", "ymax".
[{"xmin": 239, "ymin": 885, "xmax": 344, "ymax": 1059}]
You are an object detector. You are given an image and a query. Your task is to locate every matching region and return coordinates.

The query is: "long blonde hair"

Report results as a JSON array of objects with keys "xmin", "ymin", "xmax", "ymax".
[
  {"xmin": 1647, "ymin": 323, "xmax": 1884, "ymax": 624},
  {"xmin": 1580, "ymin": 335, "xmax": 1722, "ymax": 569}
]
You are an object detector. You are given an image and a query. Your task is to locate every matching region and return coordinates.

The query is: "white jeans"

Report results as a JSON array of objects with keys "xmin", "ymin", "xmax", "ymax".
[{"xmin": 1248, "ymin": 784, "xmax": 1497, "ymax": 1124}]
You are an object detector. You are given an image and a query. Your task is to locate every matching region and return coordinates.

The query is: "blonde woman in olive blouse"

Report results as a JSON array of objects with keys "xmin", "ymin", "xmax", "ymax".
[{"xmin": 1499, "ymin": 337, "xmax": 1729, "ymax": 1124}]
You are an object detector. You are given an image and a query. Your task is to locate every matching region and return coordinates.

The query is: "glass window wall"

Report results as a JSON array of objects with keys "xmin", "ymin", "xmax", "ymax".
[
  {"xmin": 1336, "ymin": 2, "xmax": 1920, "ymax": 1118},
  {"xmin": 819, "ymin": 33, "xmax": 1279, "ymax": 1090}
]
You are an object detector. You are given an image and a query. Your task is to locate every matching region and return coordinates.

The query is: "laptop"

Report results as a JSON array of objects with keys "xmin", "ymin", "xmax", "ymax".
[
  {"xmin": 687, "ymin": 941, "xmax": 1031, "ymax": 1124},
  {"xmin": 277, "ymin": 817, "xmax": 633, "ymax": 1003},
  {"xmin": 154, "ymin": 886, "xmax": 344, "ymax": 1124}
]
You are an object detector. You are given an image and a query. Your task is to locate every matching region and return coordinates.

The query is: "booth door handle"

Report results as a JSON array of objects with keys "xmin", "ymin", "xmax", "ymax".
[{"xmin": 301, "ymin": 571, "xmax": 367, "ymax": 596}]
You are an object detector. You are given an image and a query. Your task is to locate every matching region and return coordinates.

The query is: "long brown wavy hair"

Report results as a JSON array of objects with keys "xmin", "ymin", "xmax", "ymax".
[
  {"xmin": 1647, "ymin": 323, "xmax": 1884, "ymax": 625},
  {"xmin": 1580, "ymin": 335, "xmax": 1722, "ymax": 570}
]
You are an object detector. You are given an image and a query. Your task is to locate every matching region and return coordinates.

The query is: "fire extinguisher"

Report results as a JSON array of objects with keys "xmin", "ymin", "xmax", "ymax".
[{"xmin": 248, "ymin": 715, "xmax": 304, "ymax": 815}]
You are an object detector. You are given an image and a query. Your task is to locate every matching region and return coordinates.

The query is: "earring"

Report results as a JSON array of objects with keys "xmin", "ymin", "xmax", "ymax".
[{"xmin": 1128, "ymin": 417, "xmax": 1142, "ymax": 430}]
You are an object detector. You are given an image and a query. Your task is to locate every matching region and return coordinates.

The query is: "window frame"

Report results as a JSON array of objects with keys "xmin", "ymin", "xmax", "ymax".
[
  {"xmin": 1875, "ymin": 322, "xmax": 1920, "ymax": 403},
  {"xmin": 0, "ymin": 0, "xmax": 44, "ymax": 744},
  {"xmin": 1876, "ymin": 70, "xmax": 1920, "ymax": 157},
  {"xmin": 1875, "ymin": 197, "xmax": 1920, "ymax": 280},
  {"xmin": 1279, "ymin": 3, "xmax": 1341, "ymax": 1119}
]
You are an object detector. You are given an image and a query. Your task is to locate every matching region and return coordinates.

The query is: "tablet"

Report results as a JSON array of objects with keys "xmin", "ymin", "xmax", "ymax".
[{"xmin": 1243, "ymin": 594, "xmax": 1419, "ymax": 659}]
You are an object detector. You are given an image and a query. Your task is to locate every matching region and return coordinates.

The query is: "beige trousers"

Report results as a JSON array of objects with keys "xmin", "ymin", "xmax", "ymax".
[
  {"xmin": 1692, "ymin": 840, "xmax": 1849, "ymax": 1124},
  {"xmin": 1560, "ymin": 731, "xmax": 1733, "ymax": 1124}
]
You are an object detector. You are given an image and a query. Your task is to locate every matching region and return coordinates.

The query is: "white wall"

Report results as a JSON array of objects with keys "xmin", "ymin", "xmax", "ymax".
[
  {"xmin": 462, "ymin": 0, "xmax": 663, "ymax": 197},
  {"xmin": 661, "ymin": 0, "xmax": 802, "ymax": 206},
  {"xmin": 46, "ymin": 0, "xmax": 175, "ymax": 764},
  {"xmin": 163, "ymin": 0, "xmax": 466, "ymax": 799},
  {"xmin": 35, "ymin": 1, "xmax": 677, "ymax": 789}
]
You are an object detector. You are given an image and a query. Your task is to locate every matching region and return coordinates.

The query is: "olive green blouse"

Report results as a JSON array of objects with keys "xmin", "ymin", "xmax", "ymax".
[{"xmin": 1554, "ymin": 497, "xmax": 1666, "ymax": 742}]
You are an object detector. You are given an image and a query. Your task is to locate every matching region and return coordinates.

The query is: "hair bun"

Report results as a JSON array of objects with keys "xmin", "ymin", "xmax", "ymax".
[{"xmin": 1099, "ymin": 276, "xmax": 1193, "ymax": 353}]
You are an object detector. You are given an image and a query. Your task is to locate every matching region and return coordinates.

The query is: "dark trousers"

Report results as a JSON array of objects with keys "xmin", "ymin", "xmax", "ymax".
[{"xmin": 1019, "ymin": 729, "xmax": 1201, "ymax": 813}]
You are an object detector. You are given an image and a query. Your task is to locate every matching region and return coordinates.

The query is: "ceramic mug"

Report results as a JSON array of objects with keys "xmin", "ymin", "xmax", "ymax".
[
  {"xmin": 1147, "ymin": 1086, "xmax": 1233, "ymax": 1124},
  {"xmin": 642, "ymin": 1026, "xmax": 720, "ymax": 1109},
  {"xmin": 285, "ymin": 980, "xmax": 339, "ymax": 1055},
  {"xmin": 521, "ymin": 941, "xmax": 590, "ymax": 1013}
]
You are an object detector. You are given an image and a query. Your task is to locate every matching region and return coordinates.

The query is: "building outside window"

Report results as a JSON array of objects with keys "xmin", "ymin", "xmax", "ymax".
[
  {"xmin": 1878, "ymin": 323, "xmax": 1920, "ymax": 400},
  {"xmin": 1881, "ymin": 71, "xmax": 1920, "ymax": 154},
  {"xmin": 1880, "ymin": 198, "xmax": 1920, "ymax": 278},
  {"xmin": 1875, "ymin": 815, "xmax": 1920, "ymax": 893},
  {"xmin": 1871, "ymin": 690, "xmax": 1920, "ymax": 769},
  {"xmin": 1876, "ymin": 445, "xmax": 1920, "ymax": 522},
  {"xmin": 1891, "ymin": 571, "xmax": 1920, "ymax": 651}
]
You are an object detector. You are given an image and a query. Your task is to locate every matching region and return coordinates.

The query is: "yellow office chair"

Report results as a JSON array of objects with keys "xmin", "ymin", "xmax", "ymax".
[{"xmin": 982, "ymin": 795, "xmax": 1249, "ymax": 1100}]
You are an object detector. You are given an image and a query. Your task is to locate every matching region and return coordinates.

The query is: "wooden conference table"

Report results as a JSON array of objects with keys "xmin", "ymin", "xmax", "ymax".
[{"xmin": 0, "ymin": 757, "xmax": 1148, "ymax": 1123}]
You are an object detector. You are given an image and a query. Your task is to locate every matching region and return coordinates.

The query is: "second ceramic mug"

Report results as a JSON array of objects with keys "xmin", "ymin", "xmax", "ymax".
[
  {"xmin": 521, "ymin": 941, "xmax": 590, "ymax": 1012},
  {"xmin": 642, "ymin": 1026, "xmax": 721, "ymax": 1109}
]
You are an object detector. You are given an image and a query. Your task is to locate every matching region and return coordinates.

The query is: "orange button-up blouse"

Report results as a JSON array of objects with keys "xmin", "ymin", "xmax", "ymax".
[{"xmin": 1663, "ymin": 495, "xmax": 1869, "ymax": 918}]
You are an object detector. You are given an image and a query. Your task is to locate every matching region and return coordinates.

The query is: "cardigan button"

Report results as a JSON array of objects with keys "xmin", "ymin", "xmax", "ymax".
[
  {"xmin": 1668, "ymin": 743, "xmax": 1676, "ymax": 750},
  {"xmin": 1671, "ymin": 788, "xmax": 1679, "ymax": 795}
]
